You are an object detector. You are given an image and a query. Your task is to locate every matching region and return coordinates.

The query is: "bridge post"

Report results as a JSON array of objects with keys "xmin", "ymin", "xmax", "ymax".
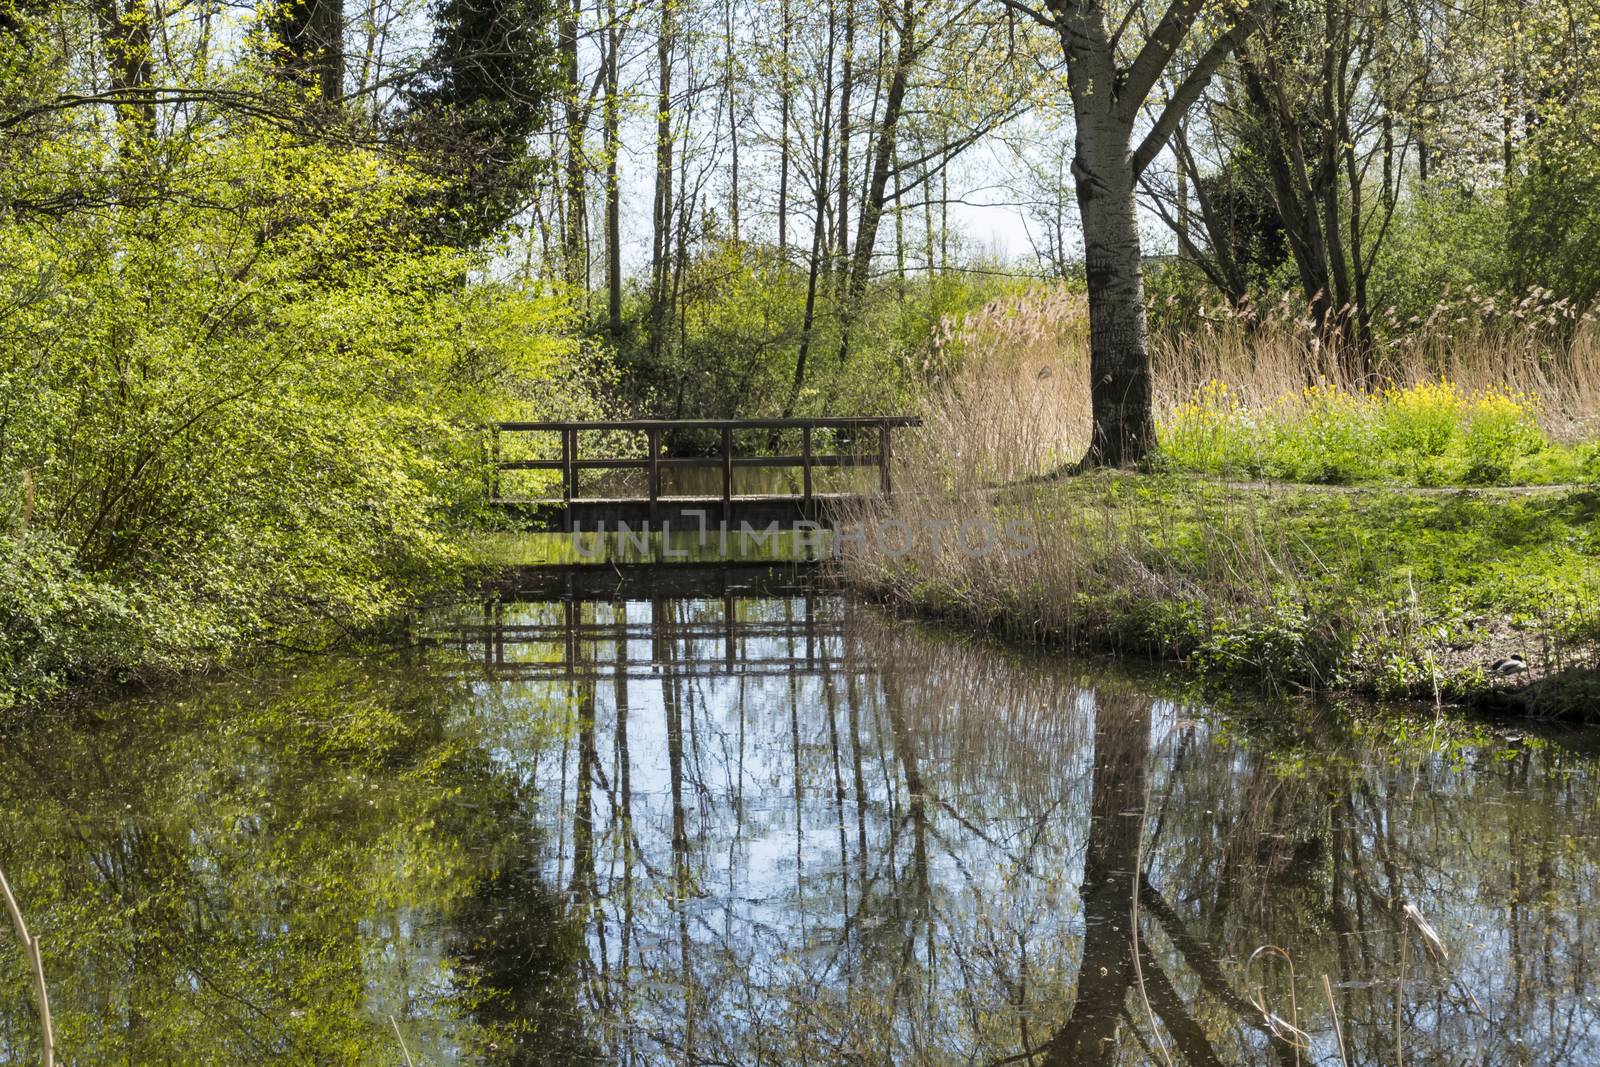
[
  {"xmin": 561, "ymin": 428, "xmax": 576, "ymax": 533},
  {"xmin": 879, "ymin": 420, "xmax": 893, "ymax": 495},
  {"xmin": 721, "ymin": 425, "xmax": 733, "ymax": 522},
  {"xmin": 801, "ymin": 426, "xmax": 814, "ymax": 505},
  {"xmin": 647, "ymin": 427, "xmax": 661, "ymax": 527},
  {"xmin": 488, "ymin": 426, "xmax": 501, "ymax": 502}
]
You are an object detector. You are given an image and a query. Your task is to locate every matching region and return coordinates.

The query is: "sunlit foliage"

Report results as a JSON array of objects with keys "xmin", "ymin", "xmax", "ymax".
[{"xmin": 0, "ymin": 23, "xmax": 598, "ymax": 707}]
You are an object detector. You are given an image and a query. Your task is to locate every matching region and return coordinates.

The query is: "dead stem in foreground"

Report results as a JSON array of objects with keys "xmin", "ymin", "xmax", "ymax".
[
  {"xmin": 390, "ymin": 1014, "xmax": 417, "ymax": 1066},
  {"xmin": 1, "ymin": 864, "xmax": 54, "ymax": 1067}
]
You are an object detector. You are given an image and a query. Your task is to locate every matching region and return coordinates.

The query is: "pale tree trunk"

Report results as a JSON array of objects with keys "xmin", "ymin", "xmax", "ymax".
[
  {"xmin": 648, "ymin": 3, "xmax": 674, "ymax": 361},
  {"xmin": 777, "ymin": 0, "xmax": 792, "ymax": 260},
  {"xmin": 921, "ymin": 150, "xmax": 934, "ymax": 271},
  {"xmin": 1062, "ymin": 13, "xmax": 1154, "ymax": 467},
  {"xmin": 1040, "ymin": 0, "xmax": 1264, "ymax": 467},
  {"xmin": 604, "ymin": 0, "xmax": 623, "ymax": 336},
  {"xmin": 893, "ymin": 145, "xmax": 905, "ymax": 298},
  {"xmin": 1076, "ymin": 122, "xmax": 1156, "ymax": 466},
  {"xmin": 724, "ymin": 0, "xmax": 740, "ymax": 241}
]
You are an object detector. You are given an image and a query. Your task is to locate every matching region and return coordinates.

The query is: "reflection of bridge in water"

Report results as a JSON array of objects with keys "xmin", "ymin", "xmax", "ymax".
[{"xmin": 441, "ymin": 566, "xmax": 851, "ymax": 680}]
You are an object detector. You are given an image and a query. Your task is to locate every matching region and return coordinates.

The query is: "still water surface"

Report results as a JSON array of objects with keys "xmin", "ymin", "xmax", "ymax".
[{"xmin": 2, "ymin": 569, "xmax": 1598, "ymax": 1065}]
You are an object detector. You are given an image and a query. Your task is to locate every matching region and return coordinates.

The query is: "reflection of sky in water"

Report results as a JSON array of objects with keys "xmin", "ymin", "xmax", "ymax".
[
  {"xmin": 456, "ymin": 593, "xmax": 1600, "ymax": 1065},
  {"xmin": 3, "ymin": 589, "xmax": 1598, "ymax": 1065}
]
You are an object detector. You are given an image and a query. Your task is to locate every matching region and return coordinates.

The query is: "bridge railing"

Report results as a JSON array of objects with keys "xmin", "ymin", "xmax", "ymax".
[{"xmin": 490, "ymin": 418, "xmax": 922, "ymax": 516}]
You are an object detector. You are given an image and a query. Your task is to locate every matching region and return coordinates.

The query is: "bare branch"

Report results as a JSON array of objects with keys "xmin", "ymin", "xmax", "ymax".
[{"xmin": 994, "ymin": 0, "xmax": 1058, "ymax": 31}]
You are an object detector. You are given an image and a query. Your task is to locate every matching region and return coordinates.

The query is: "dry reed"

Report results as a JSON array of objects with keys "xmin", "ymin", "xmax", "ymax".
[{"xmin": 920, "ymin": 285, "xmax": 1600, "ymax": 452}]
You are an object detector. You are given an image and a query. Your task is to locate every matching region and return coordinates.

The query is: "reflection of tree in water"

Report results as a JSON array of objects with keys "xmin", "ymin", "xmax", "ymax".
[
  {"xmin": 0, "ymin": 659, "xmax": 597, "ymax": 1064},
  {"xmin": 1039, "ymin": 693, "xmax": 1301, "ymax": 1066},
  {"xmin": 9, "ymin": 592, "xmax": 1598, "ymax": 1065},
  {"xmin": 492, "ymin": 594, "xmax": 1600, "ymax": 1066},
  {"xmin": 448, "ymin": 782, "xmax": 602, "ymax": 1066}
]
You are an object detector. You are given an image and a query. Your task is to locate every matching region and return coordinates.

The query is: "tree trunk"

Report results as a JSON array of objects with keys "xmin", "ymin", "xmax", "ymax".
[
  {"xmin": 1075, "ymin": 116, "xmax": 1156, "ymax": 467},
  {"xmin": 724, "ymin": 0, "xmax": 740, "ymax": 241},
  {"xmin": 604, "ymin": 0, "xmax": 623, "ymax": 337},
  {"xmin": 836, "ymin": 0, "xmax": 854, "ymax": 275},
  {"xmin": 560, "ymin": 0, "xmax": 587, "ymax": 290},
  {"xmin": 834, "ymin": 0, "xmax": 912, "ymax": 367},
  {"xmin": 1042, "ymin": 0, "xmax": 1264, "ymax": 467},
  {"xmin": 648, "ymin": 5, "xmax": 674, "ymax": 362},
  {"xmin": 269, "ymin": 0, "xmax": 344, "ymax": 106},
  {"xmin": 785, "ymin": 0, "xmax": 836, "ymax": 418},
  {"xmin": 93, "ymin": 0, "xmax": 155, "ymax": 138},
  {"xmin": 1240, "ymin": 50, "xmax": 1337, "ymax": 336},
  {"xmin": 893, "ymin": 145, "xmax": 906, "ymax": 299},
  {"xmin": 308, "ymin": 0, "xmax": 343, "ymax": 103},
  {"xmin": 777, "ymin": 0, "xmax": 791, "ymax": 260}
]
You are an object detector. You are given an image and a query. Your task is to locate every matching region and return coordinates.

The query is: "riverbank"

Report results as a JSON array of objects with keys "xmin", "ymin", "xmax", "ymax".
[
  {"xmin": 0, "ymin": 543, "xmax": 475, "ymax": 717},
  {"xmin": 837, "ymin": 473, "xmax": 1600, "ymax": 717}
]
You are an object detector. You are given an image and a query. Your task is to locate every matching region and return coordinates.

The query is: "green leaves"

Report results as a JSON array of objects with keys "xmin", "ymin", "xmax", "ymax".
[{"xmin": 0, "ymin": 108, "xmax": 592, "ymax": 707}]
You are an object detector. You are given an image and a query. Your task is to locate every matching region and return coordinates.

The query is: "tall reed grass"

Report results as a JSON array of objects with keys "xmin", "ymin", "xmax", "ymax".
[
  {"xmin": 839, "ymin": 286, "xmax": 1600, "ymax": 696},
  {"xmin": 918, "ymin": 285, "xmax": 1600, "ymax": 468}
]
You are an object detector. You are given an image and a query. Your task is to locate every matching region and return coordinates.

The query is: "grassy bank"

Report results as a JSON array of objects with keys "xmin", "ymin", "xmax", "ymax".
[
  {"xmin": 839, "ymin": 289, "xmax": 1600, "ymax": 718},
  {"xmin": 842, "ymin": 475, "xmax": 1600, "ymax": 714}
]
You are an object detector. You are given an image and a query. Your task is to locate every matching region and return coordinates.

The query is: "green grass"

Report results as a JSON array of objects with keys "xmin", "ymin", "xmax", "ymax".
[
  {"xmin": 1072, "ymin": 478, "xmax": 1600, "ymax": 696},
  {"xmin": 849, "ymin": 473, "xmax": 1600, "ymax": 710}
]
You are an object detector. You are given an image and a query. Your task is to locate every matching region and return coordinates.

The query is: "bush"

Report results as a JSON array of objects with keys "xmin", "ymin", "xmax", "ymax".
[
  {"xmin": 0, "ymin": 533, "xmax": 130, "ymax": 707},
  {"xmin": 1462, "ymin": 389, "xmax": 1549, "ymax": 483},
  {"xmin": 0, "ymin": 116, "xmax": 593, "ymax": 708}
]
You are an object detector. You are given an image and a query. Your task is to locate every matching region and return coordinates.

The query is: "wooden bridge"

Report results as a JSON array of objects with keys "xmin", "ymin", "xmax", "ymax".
[{"xmin": 491, "ymin": 417, "xmax": 920, "ymax": 532}]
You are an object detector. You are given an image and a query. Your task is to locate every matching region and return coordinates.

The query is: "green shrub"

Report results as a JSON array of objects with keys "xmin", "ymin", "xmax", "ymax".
[
  {"xmin": 1461, "ymin": 389, "xmax": 1548, "ymax": 483},
  {"xmin": 0, "ymin": 533, "xmax": 129, "ymax": 708},
  {"xmin": 0, "ymin": 116, "xmax": 594, "ymax": 707}
]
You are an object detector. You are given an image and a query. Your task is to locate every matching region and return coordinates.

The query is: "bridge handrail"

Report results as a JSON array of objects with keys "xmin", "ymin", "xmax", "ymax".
[{"xmin": 494, "ymin": 416, "xmax": 921, "ymax": 432}]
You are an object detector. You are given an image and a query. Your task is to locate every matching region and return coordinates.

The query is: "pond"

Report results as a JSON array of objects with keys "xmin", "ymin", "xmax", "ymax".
[{"xmin": 2, "ymin": 567, "xmax": 1598, "ymax": 1065}]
